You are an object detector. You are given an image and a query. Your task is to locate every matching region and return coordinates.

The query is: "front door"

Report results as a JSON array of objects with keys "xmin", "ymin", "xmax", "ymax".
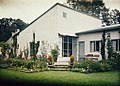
[{"xmin": 79, "ymin": 42, "xmax": 85, "ymax": 58}]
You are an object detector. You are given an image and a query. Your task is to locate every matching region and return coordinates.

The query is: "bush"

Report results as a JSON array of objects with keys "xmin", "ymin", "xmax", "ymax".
[
  {"xmin": 0, "ymin": 64, "xmax": 9, "ymax": 69},
  {"xmin": 74, "ymin": 60, "xmax": 111, "ymax": 73},
  {"xmin": 108, "ymin": 52, "xmax": 120, "ymax": 70},
  {"xmin": 12, "ymin": 58, "xmax": 24, "ymax": 67},
  {"xmin": 0, "ymin": 58, "xmax": 12, "ymax": 68},
  {"xmin": 70, "ymin": 55, "xmax": 74, "ymax": 64},
  {"xmin": 39, "ymin": 61, "xmax": 47, "ymax": 69},
  {"xmin": 24, "ymin": 60, "xmax": 36, "ymax": 69},
  {"xmin": 89, "ymin": 61, "xmax": 101, "ymax": 72},
  {"xmin": 100, "ymin": 62, "xmax": 111, "ymax": 71},
  {"xmin": 36, "ymin": 60, "xmax": 47, "ymax": 69},
  {"xmin": 51, "ymin": 49, "xmax": 59, "ymax": 62}
]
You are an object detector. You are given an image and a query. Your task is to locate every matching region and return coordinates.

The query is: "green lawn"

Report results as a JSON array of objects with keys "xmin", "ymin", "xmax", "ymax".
[{"xmin": 0, "ymin": 69, "xmax": 119, "ymax": 86}]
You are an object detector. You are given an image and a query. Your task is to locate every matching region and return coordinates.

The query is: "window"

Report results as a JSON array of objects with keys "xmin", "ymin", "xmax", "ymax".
[
  {"xmin": 62, "ymin": 36, "xmax": 75, "ymax": 57},
  {"xmin": 90, "ymin": 41, "xmax": 101, "ymax": 52},
  {"xmin": 90, "ymin": 41, "xmax": 95, "ymax": 52},
  {"xmin": 63, "ymin": 12, "xmax": 67, "ymax": 18},
  {"xmin": 111, "ymin": 39, "xmax": 120, "ymax": 51}
]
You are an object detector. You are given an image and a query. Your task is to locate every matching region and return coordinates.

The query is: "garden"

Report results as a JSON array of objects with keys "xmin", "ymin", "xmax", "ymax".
[{"xmin": 0, "ymin": 33, "xmax": 120, "ymax": 86}]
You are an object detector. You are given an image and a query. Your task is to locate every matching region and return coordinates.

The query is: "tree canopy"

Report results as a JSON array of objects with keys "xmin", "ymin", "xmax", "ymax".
[
  {"xmin": 67, "ymin": 0, "xmax": 120, "ymax": 26},
  {"xmin": 0, "ymin": 18, "xmax": 28, "ymax": 42}
]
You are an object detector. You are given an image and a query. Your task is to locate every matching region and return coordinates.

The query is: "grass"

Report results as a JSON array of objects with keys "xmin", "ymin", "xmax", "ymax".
[{"xmin": 0, "ymin": 69, "xmax": 120, "ymax": 86}]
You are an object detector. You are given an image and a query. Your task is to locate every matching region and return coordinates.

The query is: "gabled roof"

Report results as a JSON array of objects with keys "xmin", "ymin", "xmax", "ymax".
[
  {"xmin": 27, "ymin": 3, "xmax": 100, "ymax": 28},
  {"xmin": 75, "ymin": 24, "xmax": 120, "ymax": 35}
]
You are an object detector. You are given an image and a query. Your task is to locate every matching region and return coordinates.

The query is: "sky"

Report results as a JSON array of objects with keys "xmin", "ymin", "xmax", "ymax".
[{"xmin": 0, "ymin": 0, "xmax": 120, "ymax": 23}]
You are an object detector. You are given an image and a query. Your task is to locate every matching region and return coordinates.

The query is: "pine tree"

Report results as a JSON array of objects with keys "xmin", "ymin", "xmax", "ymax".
[
  {"xmin": 107, "ymin": 33, "xmax": 113, "ymax": 59},
  {"xmin": 101, "ymin": 30, "xmax": 106, "ymax": 60}
]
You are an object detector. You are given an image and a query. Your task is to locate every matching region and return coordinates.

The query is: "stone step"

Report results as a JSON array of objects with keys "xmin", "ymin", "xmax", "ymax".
[
  {"xmin": 57, "ymin": 57, "xmax": 70, "ymax": 62},
  {"xmin": 54, "ymin": 62, "xmax": 69, "ymax": 66}
]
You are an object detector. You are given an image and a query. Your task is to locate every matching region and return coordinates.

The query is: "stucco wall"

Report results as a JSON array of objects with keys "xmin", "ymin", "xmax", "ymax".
[
  {"xmin": 77, "ymin": 30, "xmax": 120, "ymax": 60},
  {"xmin": 57, "ymin": 5, "xmax": 102, "ymax": 35},
  {"xmin": 17, "ymin": 5, "xmax": 58, "ymax": 53}
]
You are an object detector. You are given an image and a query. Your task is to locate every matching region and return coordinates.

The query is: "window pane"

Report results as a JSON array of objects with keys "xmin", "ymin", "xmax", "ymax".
[
  {"xmin": 69, "ymin": 37, "xmax": 72, "ymax": 43},
  {"xmin": 69, "ymin": 43, "xmax": 72, "ymax": 49},
  {"xmin": 62, "ymin": 36, "xmax": 73, "ymax": 57},
  {"xmin": 99, "ymin": 41, "xmax": 101, "ymax": 51},
  {"xmin": 90, "ymin": 41, "xmax": 95, "ymax": 52},
  {"xmin": 112, "ymin": 40, "xmax": 117, "ymax": 51},
  {"xmin": 64, "ymin": 43, "xmax": 67, "ymax": 49},
  {"xmin": 69, "ymin": 50, "xmax": 72, "ymax": 56},
  {"xmin": 96, "ymin": 41, "xmax": 100, "ymax": 51},
  {"xmin": 64, "ymin": 36, "xmax": 67, "ymax": 42},
  {"xmin": 73, "ymin": 38, "xmax": 77, "ymax": 44},
  {"xmin": 63, "ymin": 50, "xmax": 67, "ymax": 57}
]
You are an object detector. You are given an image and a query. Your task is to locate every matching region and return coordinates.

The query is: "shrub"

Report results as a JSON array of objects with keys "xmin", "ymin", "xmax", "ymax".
[
  {"xmin": 36, "ymin": 60, "xmax": 47, "ymax": 69},
  {"xmin": 70, "ymin": 55, "xmax": 74, "ymax": 64},
  {"xmin": 74, "ymin": 60, "xmax": 111, "ymax": 73},
  {"xmin": 0, "ymin": 58, "xmax": 12, "ymax": 68},
  {"xmin": 24, "ymin": 60, "xmax": 36, "ymax": 69},
  {"xmin": 6, "ymin": 58, "xmax": 13, "ymax": 66},
  {"xmin": 12, "ymin": 58, "xmax": 24, "ymax": 67},
  {"xmin": 51, "ymin": 49, "xmax": 59, "ymax": 62},
  {"xmin": 89, "ymin": 61, "xmax": 101, "ymax": 72},
  {"xmin": 74, "ymin": 60, "xmax": 93, "ymax": 73},
  {"xmin": 108, "ymin": 52, "xmax": 120, "ymax": 70},
  {"xmin": 100, "ymin": 62, "xmax": 111, "ymax": 71},
  {"xmin": 39, "ymin": 61, "xmax": 47, "ymax": 69},
  {"xmin": 0, "ymin": 64, "xmax": 9, "ymax": 69}
]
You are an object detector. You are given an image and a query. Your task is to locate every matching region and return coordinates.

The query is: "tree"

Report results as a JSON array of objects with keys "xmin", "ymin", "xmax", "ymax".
[
  {"xmin": 12, "ymin": 36, "xmax": 18, "ymax": 57},
  {"xmin": 67, "ymin": 0, "xmax": 120, "ymax": 26},
  {"xmin": 106, "ymin": 33, "xmax": 113, "ymax": 59},
  {"xmin": 0, "ymin": 18, "xmax": 28, "ymax": 42},
  {"xmin": 101, "ymin": 30, "xmax": 106, "ymax": 60},
  {"xmin": 67, "ymin": 0, "xmax": 105, "ymax": 18}
]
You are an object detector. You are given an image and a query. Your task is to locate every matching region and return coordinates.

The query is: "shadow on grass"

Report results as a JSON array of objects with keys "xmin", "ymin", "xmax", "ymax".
[{"xmin": 0, "ymin": 78, "xmax": 119, "ymax": 86}]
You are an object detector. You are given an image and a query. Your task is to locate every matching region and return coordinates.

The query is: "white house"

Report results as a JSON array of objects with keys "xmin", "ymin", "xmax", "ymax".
[
  {"xmin": 76, "ymin": 24, "xmax": 120, "ymax": 61},
  {"xmin": 17, "ymin": 3, "xmax": 120, "ymax": 61}
]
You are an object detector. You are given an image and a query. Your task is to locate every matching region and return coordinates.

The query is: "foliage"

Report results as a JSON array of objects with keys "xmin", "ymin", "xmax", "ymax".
[
  {"xmin": 108, "ymin": 52, "xmax": 120, "ymax": 70},
  {"xmin": 0, "ymin": 18, "xmax": 28, "ymax": 42},
  {"xmin": 74, "ymin": 60, "xmax": 111, "ymax": 73},
  {"xmin": 24, "ymin": 60, "xmax": 36, "ymax": 69},
  {"xmin": 67, "ymin": 0, "xmax": 120, "ymax": 26},
  {"xmin": 101, "ymin": 30, "xmax": 106, "ymax": 60},
  {"xmin": 30, "ymin": 33, "xmax": 40, "ymax": 60},
  {"xmin": 51, "ymin": 48, "xmax": 59, "ymax": 62},
  {"xmin": 0, "ymin": 64, "xmax": 9, "ymax": 69},
  {"xmin": 12, "ymin": 58, "xmax": 24, "ymax": 67},
  {"xmin": 0, "ymin": 58, "xmax": 12, "ymax": 69},
  {"xmin": 106, "ymin": 33, "xmax": 114, "ymax": 59},
  {"xmin": 0, "ymin": 42, "xmax": 10, "ymax": 58},
  {"xmin": 70, "ymin": 55, "xmax": 74, "ymax": 63},
  {"xmin": 67, "ymin": 0, "xmax": 105, "ymax": 17},
  {"xmin": 12, "ymin": 36, "xmax": 18, "ymax": 57}
]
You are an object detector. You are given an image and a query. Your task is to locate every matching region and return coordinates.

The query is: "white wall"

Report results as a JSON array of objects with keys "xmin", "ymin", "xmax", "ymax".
[
  {"xmin": 57, "ymin": 5, "xmax": 102, "ymax": 35},
  {"xmin": 17, "ymin": 3, "xmax": 103, "ymax": 58},
  {"xmin": 17, "ymin": 5, "xmax": 58, "ymax": 54},
  {"xmin": 77, "ymin": 30, "xmax": 120, "ymax": 60}
]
